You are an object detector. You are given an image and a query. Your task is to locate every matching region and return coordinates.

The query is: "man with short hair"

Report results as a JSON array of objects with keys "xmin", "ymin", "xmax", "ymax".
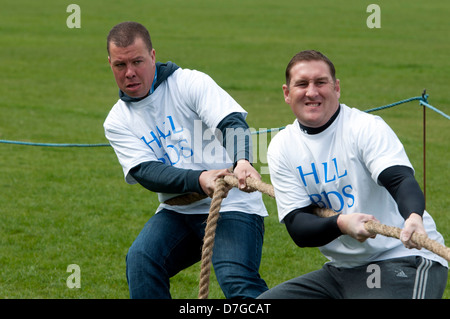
[
  {"xmin": 258, "ymin": 50, "xmax": 448, "ymax": 299},
  {"xmin": 104, "ymin": 21, "xmax": 268, "ymax": 299}
]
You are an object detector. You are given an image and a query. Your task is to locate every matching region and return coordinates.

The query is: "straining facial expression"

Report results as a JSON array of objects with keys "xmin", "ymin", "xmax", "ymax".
[
  {"xmin": 108, "ymin": 37, "xmax": 156, "ymax": 98},
  {"xmin": 283, "ymin": 59, "xmax": 340, "ymax": 128}
]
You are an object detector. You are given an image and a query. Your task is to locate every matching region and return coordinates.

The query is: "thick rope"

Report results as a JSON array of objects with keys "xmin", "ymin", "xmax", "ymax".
[
  {"xmin": 194, "ymin": 176, "xmax": 449, "ymax": 299},
  {"xmin": 292, "ymin": 187, "xmax": 449, "ymax": 263},
  {"xmin": 314, "ymin": 207, "xmax": 450, "ymax": 261},
  {"xmin": 198, "ymin": 178, "xmax": 228, "ymax": 299}
]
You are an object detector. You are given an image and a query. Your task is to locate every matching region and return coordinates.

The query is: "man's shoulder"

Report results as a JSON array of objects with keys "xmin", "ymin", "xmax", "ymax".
[
  {"xmin": 103, "ymin": 99, "xmax": 127, "ymax": 129},
  {"xmin": 168, "ymin": 67, "xmax": 209, "ymax": 82},
  {"xmin": 339, "ymin": 103, "xmax": 385, "ymax": 132},
  {"xmin": 268, "ymin": 122, "xmax": 297, "ymax": 152},
  {"xmin": 341, "ymin": 103, "xmax": 378, "ymax": 121}
]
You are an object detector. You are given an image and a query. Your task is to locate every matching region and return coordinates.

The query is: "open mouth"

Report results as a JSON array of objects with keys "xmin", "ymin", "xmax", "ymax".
[
  {"xmin": 305, "ymin": 102, "xmax": 321, "ymax": 107},
  {"xmin": 127, "ymin": 83, "xmax": 141, "ymax": 89}
]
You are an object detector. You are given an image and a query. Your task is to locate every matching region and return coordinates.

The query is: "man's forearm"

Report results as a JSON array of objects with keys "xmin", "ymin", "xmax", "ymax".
[{"xmin": 129, "ymin": 161, "xmax": 205, "ymax": 194}]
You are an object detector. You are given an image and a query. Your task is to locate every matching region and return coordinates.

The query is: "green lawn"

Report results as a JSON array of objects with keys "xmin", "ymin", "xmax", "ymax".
[{"xmin": 0, "ymin": 0, "xmax": 448, "ymax": 299}]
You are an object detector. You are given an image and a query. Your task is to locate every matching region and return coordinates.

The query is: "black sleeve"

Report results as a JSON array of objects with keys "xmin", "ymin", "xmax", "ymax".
[
  {"xmin": 129, "ymin": 161, "xmax": 206, "ymax": 195},
  {"xmin": 284, "ymin": 205, "xmax": 342, "ymax": 248},
  {"xmin": 216, "ymin": 112, "xmax": 252, "ymax": 165},
  {"xmin": 378, "ymin": 165, "xmax": 424, "ymax": 219}
]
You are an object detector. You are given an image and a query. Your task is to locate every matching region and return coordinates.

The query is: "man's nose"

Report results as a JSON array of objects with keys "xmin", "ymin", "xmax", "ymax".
[
  {"xmin": 125, "ymin": 65, "xmax": 136, "ymax": 78},
  {"xmin": 305, "ymin": 84, "xmax": 319, "ymax": 98}
]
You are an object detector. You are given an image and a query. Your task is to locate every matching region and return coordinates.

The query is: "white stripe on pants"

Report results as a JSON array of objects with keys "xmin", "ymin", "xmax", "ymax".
[{"xmin": 412, "ymin": 257, "xmax": 433, "ymax": 299}]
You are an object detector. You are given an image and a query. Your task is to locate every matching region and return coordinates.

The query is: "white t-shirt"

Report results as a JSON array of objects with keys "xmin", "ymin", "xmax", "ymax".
[
  {"xmin": 268, "ymin": 104, "xmax": 447, "ymax": 267},
  {"xmin": 104, "ymin": 67, "xmax": 267, "ymax": 217}
]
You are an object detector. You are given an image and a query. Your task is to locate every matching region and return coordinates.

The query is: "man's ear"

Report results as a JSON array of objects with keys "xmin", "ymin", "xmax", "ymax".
[
  {"xmin": 334, "ymin": 79, "xmax": 340, "ymax": 99},
  {"xmin": 282, "ymin": 84, "xmax": 290, "ymax": 104}
]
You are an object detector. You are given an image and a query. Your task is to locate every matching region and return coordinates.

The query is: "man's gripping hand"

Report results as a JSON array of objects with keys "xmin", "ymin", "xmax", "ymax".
[
  {"xmin": 337, "ymin": 213, "xmax": 378, "ymax": 242},
  {"xmin": 199, "ymin": 168, "xmax": 233, "ymax": 198},
  {"xmin": 233, "ymin": 159, "xmax": 260, "ymax": 192},
  {"xmin": 401, "ymin": 213, "xmax": 426, "ymax": 250}
]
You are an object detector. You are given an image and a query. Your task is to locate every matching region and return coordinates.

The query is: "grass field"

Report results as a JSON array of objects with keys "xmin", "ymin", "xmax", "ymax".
[{"xmin": 0, "ymin": 0, "xmax": 448, "ymax": 299}]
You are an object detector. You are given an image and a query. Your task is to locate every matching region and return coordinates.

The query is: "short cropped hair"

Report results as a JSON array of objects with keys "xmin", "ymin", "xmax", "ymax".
[
  {"xmin": 285, "ymin": 50, "xmax": 336, "ymax": 86},
  {"xmin": 107, "ymin": 21, "xmax": 153, "ymax": 55}
]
